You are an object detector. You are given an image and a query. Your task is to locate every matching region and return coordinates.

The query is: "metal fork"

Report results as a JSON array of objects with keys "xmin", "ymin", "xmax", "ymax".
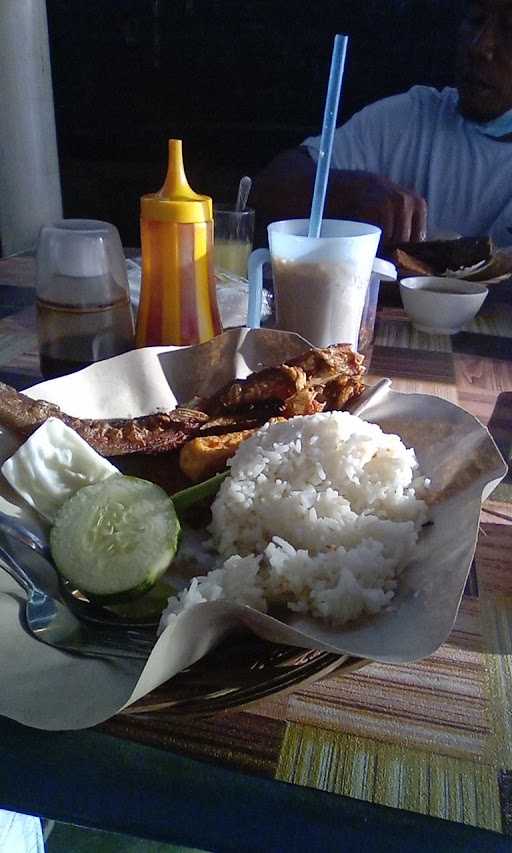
[{"xmin": 0, "ymin": 543, "xmax": 155, "ymax": 660}]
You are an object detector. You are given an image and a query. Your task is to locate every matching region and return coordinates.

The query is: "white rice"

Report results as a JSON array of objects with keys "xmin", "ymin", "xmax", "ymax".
[{"xmin": 159, "ymin": 411, "xmax": 429, "ymax": 632}]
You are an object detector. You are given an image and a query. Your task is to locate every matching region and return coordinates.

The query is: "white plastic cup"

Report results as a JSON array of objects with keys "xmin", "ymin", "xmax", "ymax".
[
  {"xmin": 248, "ymin": 219, "xmax": 387, "ymax": 348},
  {"xmin": 35, "ymin": 219, "xmax": 135, "ymax": 378},
  {"xmin": 36, "ymin": 219, "xmax": 130, "ymax": 306}
]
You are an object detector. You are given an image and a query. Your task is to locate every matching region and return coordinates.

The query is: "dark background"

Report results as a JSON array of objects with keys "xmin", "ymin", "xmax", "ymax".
[{"xmin": 47, "ymin": 0, "xmax": 465, "ymax": 246}]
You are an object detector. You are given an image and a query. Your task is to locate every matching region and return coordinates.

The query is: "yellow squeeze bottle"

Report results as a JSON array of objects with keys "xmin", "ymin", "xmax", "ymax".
[{"xmin": 135, "ymin": 139, "xmax": 222, "ymax": 347}]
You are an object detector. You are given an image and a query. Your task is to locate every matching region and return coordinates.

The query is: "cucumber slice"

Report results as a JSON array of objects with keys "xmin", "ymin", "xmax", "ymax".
[{"xmin": 50, "ymin": 476, "xmax": 180, "ymax": 601}]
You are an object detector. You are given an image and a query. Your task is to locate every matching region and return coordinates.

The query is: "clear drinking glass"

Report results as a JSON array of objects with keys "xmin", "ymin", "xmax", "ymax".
[
  {"xmin": 213, "ymin": 205, "xmax": 255, "ymax": 279},
  {"xmin": 35, "ymin": 219, "xmax": 135, "ymax": 379},
  {"xmin": 358, "ymin": 272, "xmax": 381, "ymax": 354}
]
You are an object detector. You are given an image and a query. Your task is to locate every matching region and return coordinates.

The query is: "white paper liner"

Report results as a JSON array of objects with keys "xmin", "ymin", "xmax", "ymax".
[{"xmin": 0, "ymin": 328, "xmax": 507, "ymax": 730}]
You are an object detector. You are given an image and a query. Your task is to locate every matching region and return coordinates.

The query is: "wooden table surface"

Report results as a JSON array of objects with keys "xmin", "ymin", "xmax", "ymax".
[{"xmin": 0, "ymin": 255, "xmax": 511, "ymax": 851}]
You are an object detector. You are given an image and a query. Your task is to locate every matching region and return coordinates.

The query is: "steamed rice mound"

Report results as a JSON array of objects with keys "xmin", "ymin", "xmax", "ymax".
[{"xmin": 160, "ymin": 412, "xmax": 429, "ymax": 630}]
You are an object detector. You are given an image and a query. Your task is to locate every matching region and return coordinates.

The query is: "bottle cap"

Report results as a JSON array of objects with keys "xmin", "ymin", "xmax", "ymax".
[{"xmin": 141, "ymin": 140, "xmax": 212, "ymax": 224}]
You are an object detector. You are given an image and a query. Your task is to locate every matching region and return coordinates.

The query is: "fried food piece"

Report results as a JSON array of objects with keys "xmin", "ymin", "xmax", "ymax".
[
  {"xmin": 0, "ymin": 382, "xmax": 208, "ymax": 456},
  {"xmin": 317, "ymin": 376, "xmax": 366, "ymax": 411},
  {"xmin": 287, "ymin": 344, "xmax": 364, "ymax": 384},
  {"xmin": 202, "ymin": 344, "xmax": 364, "ymax": 416},
  {"xmin": 281, "ymin": 387, "xmax": 324, "ymax": 417},
  {"xmin": 390, "ymin": 249, "xmax": 435, "ymax": 277},
  {"xmin": 180, "ymin": 417, "xmax": 288, "ymax": 482},
  {"xmin": 179, "ymin": 428, "xmax": 257, "ymax": 481},
  {"xmin": 179, "ymin": 344, "xmax": 366, "ymax": 482},
  {"xmin": 0, "ymin": 382, "xmax": 63, "ymax": 430},
  {"xmin": 390, "ymin": 237, "xmax": 494, "ymax": 277},
  {"xmin": 0, "ymin": 344, "xmax": 365, "ymax": 462},
  {"xmin": 69, "ymin": 410, "xmax": 209, "ymax": 456},
  {"xmin": 280, "ymin": 346, "xmax": 365, "ymax": 415},
  {"xmin": 202, "ymin": 365, "xmax": 307, "ymax": 415},
  {"xmin": 394, "ymin": 237, "xmax": 493, "ymax": 272},
  {"xmin": 198, "ymin": 404, "xmax": 286, "ymax": 434}
]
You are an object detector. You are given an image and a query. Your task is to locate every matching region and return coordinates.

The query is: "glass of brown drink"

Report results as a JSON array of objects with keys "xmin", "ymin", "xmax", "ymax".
[{"xmin": 35, "ymin": 220, "xmax": 135, "ymax": 379}]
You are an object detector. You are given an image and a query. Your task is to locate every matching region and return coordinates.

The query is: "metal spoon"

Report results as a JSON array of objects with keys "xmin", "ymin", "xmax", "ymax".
[
  {"xmin": 0, "ymin": 541, "xmax": 154, "ymax": 660},
  {"xmin": 235, "ymin": 175, "xmax": 252, "ymax": 243},
  {"xmin": 0, "ymin": 510, "xmax": 50, "ymax": 558},
  {"xmin": 235, "ymin": 175, "xmax": 252, "ymax": 212}
]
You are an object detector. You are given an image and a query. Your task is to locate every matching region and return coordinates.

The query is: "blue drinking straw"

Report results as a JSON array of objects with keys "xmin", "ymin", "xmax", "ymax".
[{"xmin": 308, "ymin": 34, "xmax": 349, "ymax": 239}]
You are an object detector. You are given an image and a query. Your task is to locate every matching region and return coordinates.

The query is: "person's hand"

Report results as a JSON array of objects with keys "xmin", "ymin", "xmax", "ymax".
[
  {"xmin": 250, "ymin": 150, "xmax": 428, "ymax": 248},
  {"xmin": 330, "ymin": 171, "xmax": 428, "ymax": 245}
]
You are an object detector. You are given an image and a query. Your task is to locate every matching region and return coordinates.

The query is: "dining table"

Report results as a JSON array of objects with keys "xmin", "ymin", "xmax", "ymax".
[{"xmin": 0, "ymin": 253, "xmax": 511, "ymax": 853}]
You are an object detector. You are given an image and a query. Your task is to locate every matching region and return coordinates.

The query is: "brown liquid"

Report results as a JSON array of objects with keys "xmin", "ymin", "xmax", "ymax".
[
  {"xmin": 39, "ymin": 353, "xmax": 97, "ymax": 380},
  {"xmin": 37, "ymin": 294, "xmax": 135, "ymax": 379},
  {"xmin": 419, "ymin": 285, "xmax": 466, "ymax": 294}
]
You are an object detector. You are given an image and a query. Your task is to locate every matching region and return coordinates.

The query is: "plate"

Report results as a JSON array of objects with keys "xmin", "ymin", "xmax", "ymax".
[
  {"xmin": 0, "ymin": 329, "xmax": 507, "ymax": 731},
  {"xmin": 123, "ymin": 636, "xmax": 364, "ymax": 717}
]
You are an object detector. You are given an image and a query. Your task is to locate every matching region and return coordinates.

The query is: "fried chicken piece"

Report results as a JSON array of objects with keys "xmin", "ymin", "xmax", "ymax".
[
  {"xmin": 201, "ymin": 344, "xmax": 364, "ymax": 416},
  {"xmin": 0, "ymin": 382, "xmax": 208, "ymax": 456},
  {"xmin": 281, "ymin": 376, "xmax": 365, "ymax": 418},
  {"xmin": 317, "ymin": 376, "xmax": 366, "ymax": 411},
  {"xmin": 287, "ymin": 344, "xmax": 364, "ymax": 384},
  {"xmin": 280, "ymin": 346, "xmax": 365, "ymax": 415},
  {"xmin": 203, "ymin": 365, "xmax": 307, "ymax": 415},
  {"xmin": 179, "ymin": 344, "xmax": 366, "ymax": 482},
  {"xmin": 281, "ymin": 387, "xmax": 325, "ymax": 417}
]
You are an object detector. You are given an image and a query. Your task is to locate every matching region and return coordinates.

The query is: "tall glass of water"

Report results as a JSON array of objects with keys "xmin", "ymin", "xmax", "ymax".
[{"xmin": 36, "ymin": 219, "xmax": 135, "ymax": 379}]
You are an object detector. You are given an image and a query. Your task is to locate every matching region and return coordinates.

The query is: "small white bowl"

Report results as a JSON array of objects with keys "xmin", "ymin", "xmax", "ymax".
[{"xmin": 399, "ymin": 276, "xmax": 488, "ymax": 335}]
